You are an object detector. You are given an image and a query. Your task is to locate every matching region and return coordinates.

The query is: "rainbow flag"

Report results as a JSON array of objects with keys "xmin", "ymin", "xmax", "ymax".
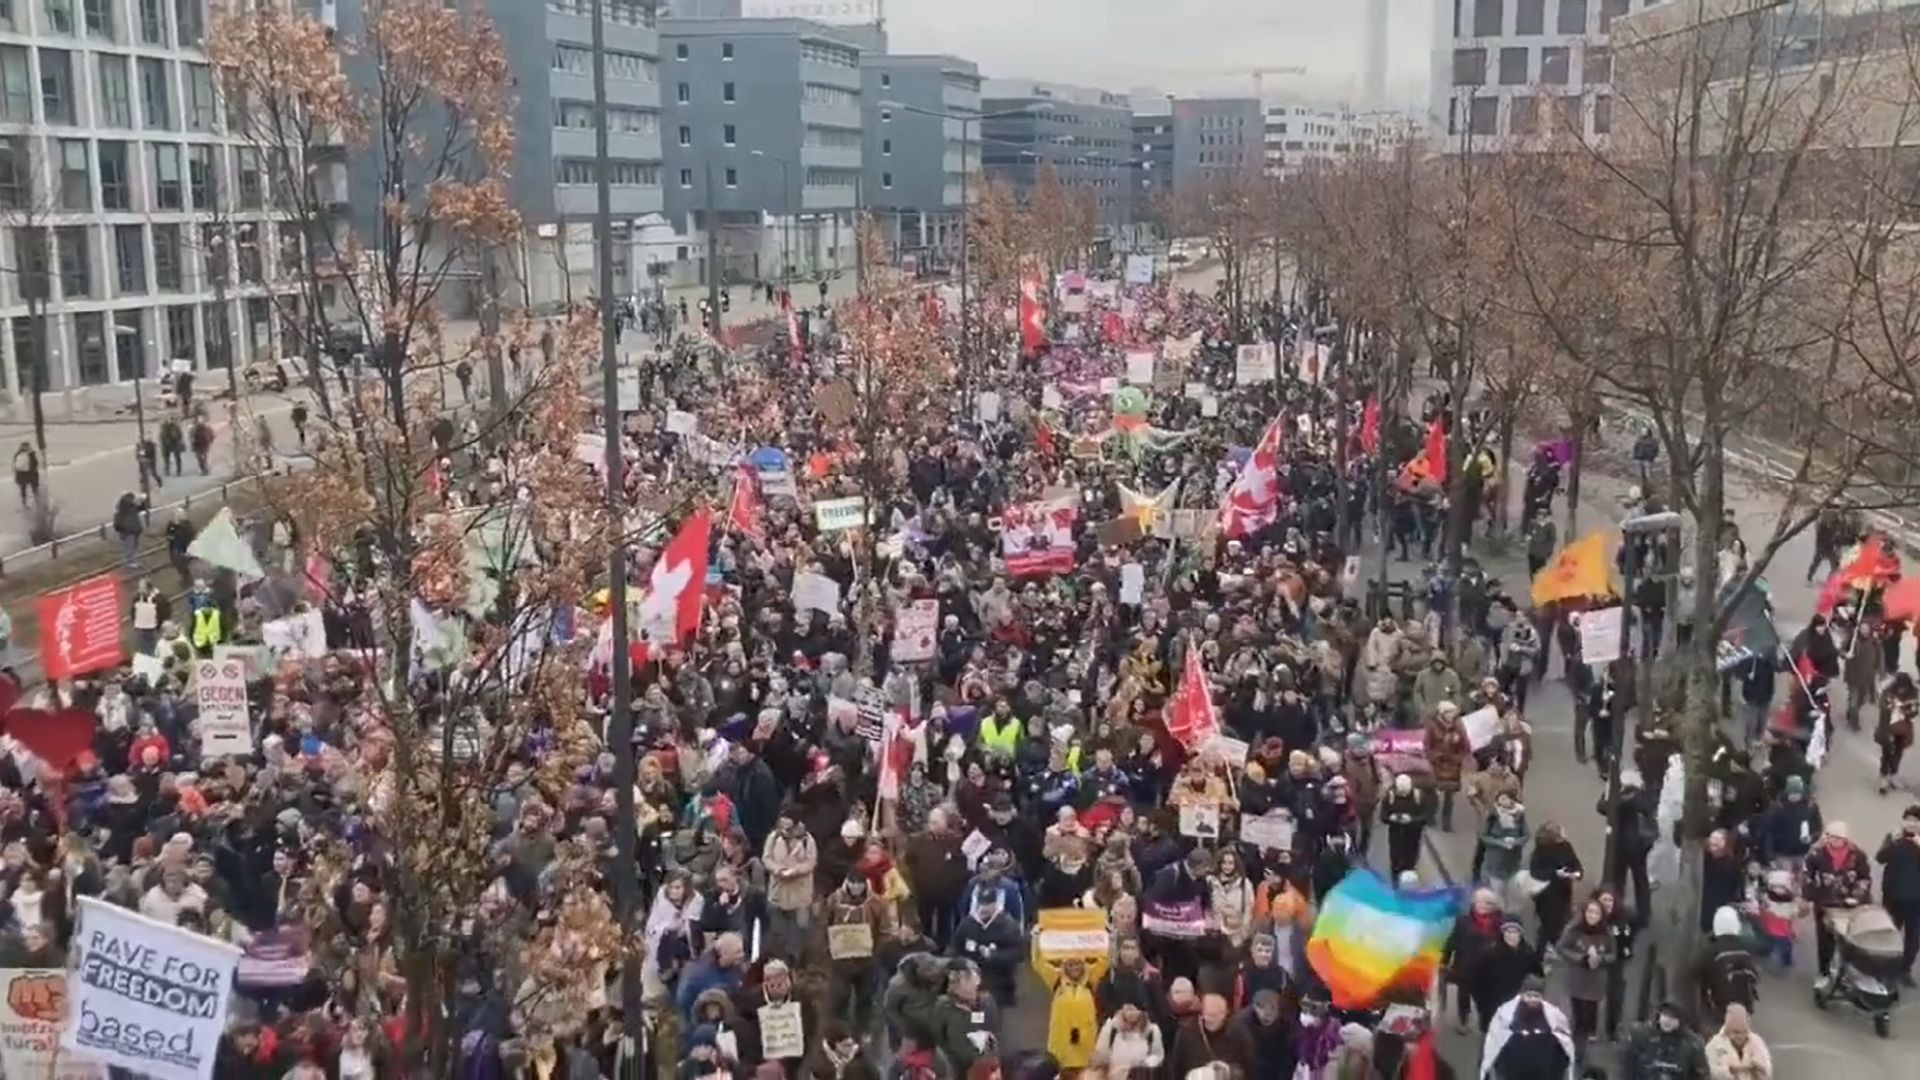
[{"xmin": 1306, "ymin": 870, "xmax": 1463, "ymax": 1009}]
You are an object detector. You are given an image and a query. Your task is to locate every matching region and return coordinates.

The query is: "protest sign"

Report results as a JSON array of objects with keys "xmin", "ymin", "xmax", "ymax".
[
  {"xmin": 261, "ymin": 610, "xmax": 327, "ymax": 660},
  {"xmin": 234, "ymin": 929, "xmax": 311, "ymax": 989},
  {"xmin": 1179, "ymin": 803, "xmax": 1221, "ymax": 839},
  {"xmin": 892, "ymin": 599, "xmax": 938, "ymax": 662},
  {"xmin": 1062, "ymin": 292, "xmax": 1088, "ymax": 314},
  {"xmin": 1096, "ymin": 516, "xmax": 1143, "ymax": 548},
  {"xmin": 211, "ymin": 644, "xmax": 263, "ymax": 679},
  {"xmin": 826, "ymin": 923, "xmax": 874, "ymax": 960},
  {"xmin": 1120, "ymin": 562, "xmax": 1146, "ymax": 605},
  {"xmin": 665, "ymin": 410, "xmax": 699, "ymax": 436},
  {"xmin": 63, "ymin": 898, "xmax": 241, "ymax": 1080},
  {"xmin": 36, "ymin": 575, "xmax": 124, "ymax": 681},
  {"xmin": 195, "ymin": 659, "xmax": 251, "ymax": 757},
  {"xmin": 1461, "ymin": 705, "xmax": 1500, "ymax": 752},
  {"xmin": 813, "ymin": 496, "xmax": 868, "ymax": 533},
  {"xmin": 1125, "ymin": 350, "xmax": 1156, "ymax": 385},
  {"xmin": 976, "ymin": 390, "xmax": 1002, "ymax": 423},
  {"xmin": 0, "ymin": 970, "xmax": 105, "ymax": 1080},
  {"xmin": 1201, "ymin": 395, "xmax": 1220, "ymax": 417},
  {"xmin": 815, "ymin": 381, "xmax": 857, "ymax": 426},
  {"xmin": 1204, "ymin": 734, "xmax": 1250, "ymax": 766},
  {"xmin": 1239, "ymin": 812, "xmax": 1296, "ymax": 852},
  {"xmin": 791, "ymin": 572, "xmax": 842, "ymax": 615},
  {"xmin": 757, "ymin": 1002, "xmax": 805, "ymax": 1060},
  {"xmin": 131, "ymin": 653, "xmax": 167, "ymax": 684},
  {"xmin": 961, "ymin": 830, "xmax": 993, "ymax": 867},
  {"xmin": 1125, "ymin": 254, "xmax": 1154, "ymax": 285},
  {"xmin": 1041, "ymin": 384, "xmax": 1064, "ymax": 410},
  {"xmin": 1141, "ymin": 899, "xmax": 1209, "ymax": 938},
  {"xmin": 1577, "ymin": 605, "xmax": 1626, "ymax": 664},
  {"xmin": 1235, "ymin": 343, "xmax": 1275, "ymax": 384},
  {"xmin": 1037, "ymin": 909, "xmax": 1112, "ymax": 960}
]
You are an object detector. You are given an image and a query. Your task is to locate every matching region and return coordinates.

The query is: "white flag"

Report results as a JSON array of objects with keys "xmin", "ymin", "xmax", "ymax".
[{"xmin": 186, "ymin": 508, "xmax": 266, "ymax": 579}]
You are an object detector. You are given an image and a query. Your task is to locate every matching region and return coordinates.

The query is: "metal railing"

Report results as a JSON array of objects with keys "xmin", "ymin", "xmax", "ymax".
[{"xmin": 1, "ymin": 479, "xmax": 252, "ymax": 576}]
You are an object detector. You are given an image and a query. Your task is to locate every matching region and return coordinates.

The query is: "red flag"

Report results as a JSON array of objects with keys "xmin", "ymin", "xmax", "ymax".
[
  {"xmin": 1843, "ymin": 534, "xmax": 1900, "ymax": 585},
  {"xmin": 1019, "ymin": 273, "xmax": 1046, "ymax": 355},
  {"xmin": 5, "ymin": 708, "xmax": 98, "ymax": 771},
  {"xmin": 36, "ymin": 574, "xmax": 123, "ymax": 682},
  {"xmin": 727, "ymin": 465, "xmax": 765, "ymax": 542},
  {"xmin": 1815, "ymin": 571, "xmax": 1849, "ymax": 617},
  {"xmin": 1166, "ymin": 644, "xmax": 1220, "ymax": 751},
  {"xmin": 1360, "ymin": 397, "xmax": 1381, "ymax": 454},
  {"xmin": 1220, "ymin": 415, "xmax": 1287, "ymax": 538},
  {"xmin": 637, "ymin": 508, "xmax": 713, "ymax": 651},
  {"xmin": 1425, "ymin": 416, "xmax": 1449, "ymax": 485},
  {"xmin": 1884, "ymin": 575, "xmax": 1920, "ymax": 622}
]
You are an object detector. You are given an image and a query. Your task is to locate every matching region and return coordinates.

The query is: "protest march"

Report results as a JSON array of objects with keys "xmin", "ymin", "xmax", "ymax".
[{"xmin": 1, "ymin": 246, "xmax": 1917, "ymax": 1080}]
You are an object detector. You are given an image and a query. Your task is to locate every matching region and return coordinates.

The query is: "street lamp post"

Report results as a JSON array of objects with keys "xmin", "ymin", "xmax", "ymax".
[{"xmin": 750, "ymin": 150, "xmax": 792, "ymax": 287}]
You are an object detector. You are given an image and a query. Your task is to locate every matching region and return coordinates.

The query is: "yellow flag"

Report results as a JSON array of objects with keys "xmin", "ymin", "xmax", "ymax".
[{"xmin": 1530, "ymin": 532, "xmax": 1618, "ymax": 607}]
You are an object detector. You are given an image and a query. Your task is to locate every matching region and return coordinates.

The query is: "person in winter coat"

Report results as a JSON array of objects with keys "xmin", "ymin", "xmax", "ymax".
[
  {"xmin": 1526, "ymin": 822, "xmax": 1583, "ymax": 963},
  {"xmin": 1703, "ymin": 1003, "xmax": 1772, "ymax": 1080},
  {"xmin": 1169, "ymin": 994, "xmax": 1255, "ymax": 1080},
  {"xmin": 1442, "ymin": 888, "xmax": 1506, "ymax": 1032},
  {"xmin": 1414, "ymin": 658, "xmax": 1464, "ymax": 722},
  {"xmin": 1481, "ymin": 979, "xmax": 1574, "ymax": 1079},
  {"xmin": 906, "ymin": 807, "xmax": 974, "ymax": 951},
  {"xmin": 1875, "ymin": 676, "xmax": 1917, "ymax": 794},
  {"xmin": 1031, "ymin": 945, "xmax": 1106, "ymax": 1071},
  {"xmin": 1093, "ymin": 994, "xmax": 1167, "ymax": 1077},
  {"xmin": 1876, "ymin": 804, "xmax": 1920, "ymax": 983},
  {"xmin": 1623, "ymin": 1003, "xmax": 1709, "ymax": 1080},
  {"xmin": 932, "ymin": 962, "xmax": 1002, "ymax": 1074},
  {"xmin": 1425, "ymin": 703, "xmax": 1472, "ymax": 830},
  {"xmin": 1805, "ymin": 821, "xmax": 1873, "ymax": 977},
  {"xmin": 764, "ymin": 812, "xmax": 818, "ymax": 956},
  {"xmin": 1381, "ymin": 773, "xmax": 1433, "ymax": 880},
  {"xmin": 819, "ymin": 872, "xmax": 894, "ymax": 1030},
  {"xmin": 1480, "ymin": 791, "xmax": 1529, "ymax": 893},
  {"xmin": 1473, "ymin": 919, "xmax": 1542, "ymax": 1035},
  {"xmin": 950, "ymin": 889, "xmax": 1025, "ymax": 1006},
  {"xmin": 1555, "ymin": 899, "xmax": 1618, "ymax": 1055},
  {"xmin": 1362, "ymin": 619, "xmax": 1403, "ymax": 710}
]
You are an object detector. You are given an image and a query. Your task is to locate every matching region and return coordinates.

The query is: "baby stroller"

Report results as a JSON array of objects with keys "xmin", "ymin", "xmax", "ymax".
[{"xmin": 1813, "ymin": 904, "xmax": 1904, "ymax": 1037}]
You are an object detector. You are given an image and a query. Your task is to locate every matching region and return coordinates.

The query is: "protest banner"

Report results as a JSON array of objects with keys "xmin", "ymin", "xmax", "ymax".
[
  {"xmin": 1204, "ymin": 734, "xmax": 1250, "ymax": 767},
  {"xmin": 1235, "ymin": 342, "xmax": 1275, "ymax": 384},
  {"xmin": 1461, "ymin": 705, "xmax": 1500, "ymax": 752},
  {"xmin": 813, "ymin": 496, "xmax": 868, "ymax": 533},
  {"xmin": 1141, "ymin": 899, "xmax": 1209, "ymax": 938},
  {"xmin": 1179, "ymin": 803, "xmax": 1221, "ymax": 839},
  {"xmin": 1240, "ymin": 812, "xmax": 1296, "ymax": 852},
  {"xmin": 36, "ymin": 575, "xmax": 123, "ymax": 681},
  {"xmin": 63, "ymin": 897, "xmax": 241, "ymax": 1080},
  {"xmin": 826, "ymin": 923, "xmax": 874, "ymax": 960},
  {"xmin": 757, "ymin": 1001, "xmax": 805, "ymax": 1059},
  {"xmin": 892, "ymin": 599, "xmax": 938, "ymax": 662},
  {"xmin": 0, "ymin": 970, "xmax": 105, "ymax": 1080},
  {"xmin": 791, "ymin": 572, "xmax": 842, "ymax": 615},
  {"xmin": 1125, "ymin": 254, "xmax": 1154, "ymax": 285},
  {"xmin": 194, "ymin": 660, "xmax": 251, "ymax": 757},
  {"xmin": 261, "ymin": 610, "xmax": 327, "ymax": 660},
  {"xmin": 1577, "ymin": 605, "xmax": 1625, "ymax": 665},
  {"xmin": 234, "ymin": 929, "xmax": 312, "ymax": 989},
  {"xmin": 1036, "ymin": 909, "xmax": 1112, "ymax": 960},
  {"xmin": 1124, "ymin": 350, "xmax": 1156, "ymax": 386},
  {"xmin": 665, "ymin": 409, "xmax": 699, "ymax": 436}
]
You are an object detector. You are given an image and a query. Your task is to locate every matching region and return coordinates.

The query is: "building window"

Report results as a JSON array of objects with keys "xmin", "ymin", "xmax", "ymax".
[
  {"xmin": 39, "ymin": 49, "xmax": 74, "ymax": 124},
  {"xmin": 1585, "ymin": 45, "xmax": 1612, "ymax": 84},
  {"xmin": 13, "ymin": 227, "xmax": 47, "ymax": 301},
  {"xmin": 1473, "ymin": 0, "xmax": 1503, "ymax": 37},
  {"xmin": 676, "ymin": 82, "xmax": 689, "ymax": 103},
  {"xmin": 152, "ymin": 143, "xmax": 181, "ymax": 209},
  {"xmin": 98, "ymin": 139, "xmax": 128, "ymax": 208},
  {"xmin": 236, "ymin": 224, "xmax": 261, "ymax": 284},
  {"xmin": 1541, "ymin": 47, "xmax": 1569, "ymax": 86},
  {"xmin": 678, "ymin": 125, "xmax": 691, "ymax": 146},
  {"xmin": 175, "ymin": 0, "xmax": 203, "ymax": 48},
  {"xmin": 57, "ymin": 138, "xmax": 90, "ymax": 211},
  {"xmin": 1557, "ymin": 0, "xmax": 1586, "ymax": 34},
  {"xmin": 97, "ymin": 54, "xmax": 132, "ymax": 126},
  {"xmin": 721, "ymin": 42, "xmax": 733, "ymax": 60},
  {"xmin": 0, "ymin": 136, "xmax": 27, "ymax": 209},
  {"xmin": 722, "ymin": 123, "xmax": 735, "ymax": 146},
  {"xmin": 722, "ymin": 81, "xmax": 735, "ymax": 103},
  {"xmin": 165, "ymin": 304, "xmax": 195, "ymax": 366},
  {"xmin": 1510, "ymin": 95, "xmax": 1539, "ymax": 135},
  {"xmin": 1556, "ymin": 95, "xmax": 1582, "ymax": 134},
  {"xmin": 1452, "ymin": 48, "xmax": 1486, "ymax": 87},
  {"xmin": 56, "ymin": 225, "xmax": 91, "ymax": 299},
  {"xmin": 236, "ymin": 147, "xmax": 262, "ymax": 209},
  {"xmin": 880, "ymin": 73, "xmax": 891, "ymax": 89},
  {"xmin": 1516, "ymin": 0, "xmax": 1544, "ymax": 34},
  {"xmin": 881, "ymin": 171, "xmax": 892, "ymax": 189},
  {"xmin": 45, "ymin": 0, "xmax": 74, "ymax": 35},
  {"xmin": 203, "ymin": 301, "xmax": 231, "ymax": 368},
  {"xmin": 724, "ymin": 167, "xmax": 736, "ymax": 188},
  {"xmin": 114, "ymin": 224, "xmax": 146, "ymax": 294},
  {"xmin": 880, "ymin": 108, "xmax": 891, "ymax": 122},
  {"xmin": 1469, "ymin": 96, "xmax": 1498, "ymax": 136},
  {"xmin": 153, "ymin": 223, "xmax": 182, "ymax": 290},
  {"xmin": 74, "ymin": 312, "xmax": 109, "ymax": 386},
  {"xmin": 187, "ymin": 64, "xmax": 216, "ymax": 131},
  {"xmin": 0, "ymin": 47, "xmax": 30, "ymax": 122},
  {"xmin": 679, "ymin": 167, "xmax": 692, "ymax": 188},
  {"xmin": 139, "ymin": 57, "xmax": 171, "ymax": 129},
  {"xmin": 138, "ymin": 0, "xmax": 164, "ymax": 44},
  {"xmin": 1599, "ymin": 0, "xmax": 1628, "ymax": 31},
  {"xmin": 114, "ymin": 310, "xmax": 144, "ymax": 379},
  {"xmin": 1593, "ymin": 94, "xmax": 1612, "ymax": 134},
  {"xmin": 1499, "ymin": 47, "xmax": 1529, "ymax": 85},
  {"xmin": 188, "ymin": 144, "xmax": 216, "ymax": 209},
  {"xmin": 83, "ymin": 0, "xmax": 112, "ymax": 38},
  {"xmin": 675, "ymin": 42, "xmax": 688, "ymax": 60}
]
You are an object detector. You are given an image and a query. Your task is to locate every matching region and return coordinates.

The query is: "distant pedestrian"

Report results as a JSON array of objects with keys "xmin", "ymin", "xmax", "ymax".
[
  {"xmin": 113, "ymin": 492, "xmax": 145, "ymax": 568},
  {"xmin": 165, "ymin": 510, "xmax": 195, "ymax": 590},
  {"xmin": 455, "ymin": 359, "xmax": 473, "ymax": 402},
  {"xmin": 291, "ymin": 402, "xmax": 309, "ymax": 448},
  {"xmin": 254, "ymin": 416, "xmax": 276, "ymax": 465},
  {"xmin": 190, "ymin": 420, "xmax": 214, "ymax": 474},
  {"xmin": 11, "ymin": 441, "xmax": 38, "ymax": 505},
  {"xmin": 159, "ymin": 418, "xmax": 185, "ymax": 475},
  {"xmin": 136, "ymin": 437, "xmax": 162, "ymax": 490}
]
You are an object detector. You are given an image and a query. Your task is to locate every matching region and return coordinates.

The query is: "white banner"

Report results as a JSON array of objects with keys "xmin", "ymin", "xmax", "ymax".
[
  {"xmin": 1125, "ymin": 254, "xmax": 1154, "ymax": 285},
  {"xmin": 1235, "ymin": 342, "xmax": 1276, "ymax": 384},
  {"xmin": 813, "ymin": 496, "xmax": 868, "ymax": 533},
  {"xmin": 791, "ymin": 571, "xmax": 842, "ymax": 615},
  {"xmin": 194, "ymin": 660, "xmax": 251, "ymax": 758},
  {"xmin": 1124, "ymin": 350, "xmax": 1156, "ymax": 385},
  {"xmin": 63, "ymin": 898, "xmax": 241, "ymax": 1080},
  {"xmin": 260, "ymin": 610, "xmax": 327, "ymax": 660},
  {"xmin": 1239, "ymin": 813, "xmax": 1296, "ymax": 852},
  {"xmin": 0, "ymin": 970, "xmax": 105, "ymax": 1080},
  {"xmin": 1577, "ymin": 605, "xmax": 1625, "ymax": 665},
  {"xmin": 1462, "ymin": 704, "xmax": 1500, "ymax": 752},
  {"xmin": 892, "ymin": 599, "xmax": 938, "ymax": 662}
]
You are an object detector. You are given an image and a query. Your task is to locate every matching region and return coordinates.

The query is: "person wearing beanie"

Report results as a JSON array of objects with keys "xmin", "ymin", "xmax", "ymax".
[
  {"xmin": 1623, "ymin": 1002, "xmax": 1708, "ymax": 1079},
  {"xmin": 1875, "ymin": 803, "xmax": 1920, "ymax": 985},
  {"xmin": 1704, "ymin": 1003, "xmax": 1772, "ymax": 1080},
  {"xmin": 1482, "ymin": 977, "xmax": 1573, "ymax": 1079}
]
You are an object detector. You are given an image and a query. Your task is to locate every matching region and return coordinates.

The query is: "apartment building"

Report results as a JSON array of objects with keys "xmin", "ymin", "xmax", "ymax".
[
  {"xmin": 1264, "ymin": 103, "xmax": 1424, "ymax": 176},
  {"xmin": 979, "ymin": 79, "xmax": 1134, "ymax": 228},
  {"xmin": 0, "ymin": 0, "xmax": 298, "ymax": 409}
]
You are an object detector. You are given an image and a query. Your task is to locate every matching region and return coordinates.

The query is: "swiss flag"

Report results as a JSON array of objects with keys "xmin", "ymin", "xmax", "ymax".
[
  {"xmin": 637, "ymin": 508, "xmax": 713, "ymax": 653},
  {"xmin": 1019, "ymin": 274, "xmax": 1046, "ymax": 355},
  {"xmin": 1220, "ymin": 415, "xmax": 1288, "ymax": 538},
  {"xmin": 37, "ymin": 574, "xmax": 123, "ymax": 682},
  {"xmin": 1165, "ymin": 645, "xmax": 1219, "ymax": 751},
  {"xmin": 1360, "ymin": 396, "xmax": 1381, "ymax": 454},
  {"xmin": 726, "ymin": 465, "xmax": 765, "ymax": 542}
]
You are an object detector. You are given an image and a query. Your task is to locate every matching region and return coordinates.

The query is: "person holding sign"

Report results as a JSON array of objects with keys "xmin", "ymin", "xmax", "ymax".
[
  {"xmin": 1031, "ymin": 940, "xmax": 1107, "ymax": 1072},
  {"xmin": 820, "ymin": 871, "xmax": 893, "ymax": 1032}
]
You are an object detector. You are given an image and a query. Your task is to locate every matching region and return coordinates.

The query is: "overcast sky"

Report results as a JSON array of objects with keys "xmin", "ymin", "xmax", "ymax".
[{"xmin": 880, "ymin": 0, "xmax": 1435, "ymax": 106}]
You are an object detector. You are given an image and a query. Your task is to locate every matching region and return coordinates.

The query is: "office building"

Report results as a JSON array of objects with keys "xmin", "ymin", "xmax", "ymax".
[
  {"xmin": 1263, "ymin": 103, "xmax": 1423, "ymax": 176},
  {"xmin": 979, "ymin": 79, "xmax": 1133, "ymax": 229},
  {"xmin": 1131, "ymin": 98, "xmax": 1174, "ymax": 218},
  {"xmin": 1171, "ymin": 97, "xmax": 1263, "ymax": 190},
  {"xmin": 659, "ymin": 15, "xmax": 865, "ymax": 285},
  {"xmin": 0, "ymin": 0, "xmax": 301, "ymax": 411},
  {"xmin": 861, "ymin": 53, "xmax": 979, "ymax": 270},
  {"xmin": 1430, "ymin": 0, "xmax": 1655, "ymax": 148}
]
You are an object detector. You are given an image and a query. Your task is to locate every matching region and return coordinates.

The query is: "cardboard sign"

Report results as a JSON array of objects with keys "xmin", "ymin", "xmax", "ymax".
[
  {"xmin": 1204, "ymin": 734, "xmax": 1250, "ymax": 766},
  {"xmin": 1125, "ymin": 254, "xmax": 1154, "ymax": 285},
  {"xmin": 666, "ymin": 409, "xmax": 699, "ymax": 436},
  {"xmin": 1235, "ymin": 342, "xmax": 1275, "ymax": 384},
  {"xmin": 1179, "ymin": 803, "xmax": 1221, "ymax": 839},
  {"xmin": 814, "ymin": 496, "xmax": 868, "ymax": 533},
  {"xmin": 1120, "ymin": 562, "xmax": 1146, "ymax": 605},
  {"xmin": 1037, "ymin": 908, "xmax": 1111, "ymax": 960},
  {"xmin": 892, "ymin": 599, "xmax": 938, "ymax": 662},
  {"xmin": 792, "ymin": 571, "xmax": 842, "ymax": 615},
  {"xmin": 1200, "ymin": 395, "xmax": 1220, "ymax": 418},
  {"xmin": 1577, "ymin": 605, "xmax": 1626, "ymax": 665},
  {"xmin": 1125, "ymin": 350, "xmax": 1156, "ymax": 386},
  {"xmin": 0, "ymin": 970, "xmax": 105, "ymax": 1080},
  {"xmin": 1239, "ymin": 812, "xmax": 1296, "ymax": 852},
  {"xmin": 1462, "ymin": 705, "xmax": 1500, "ymax": 752},
  {"xmin": 62, "ymin": 898, "xmax": 241, "ymax": 1080},
  {"xmin": 977, "ymin": 390, "xmax": 1002, "ymax": 424},
  {"xmin": 758, "ymin": 1001, "xmax": 805, "ymax": 1060},
  {"xmin": 1062, "ymin": 292, "xmax": 1088, "ymax": 314},
  {"xmin": 195, "ymin": 659, "xmax": 252, "ymax": 757},
  {"xmin": 827, "ymin": 923, "xmax": 874, "ymax": 960}
]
